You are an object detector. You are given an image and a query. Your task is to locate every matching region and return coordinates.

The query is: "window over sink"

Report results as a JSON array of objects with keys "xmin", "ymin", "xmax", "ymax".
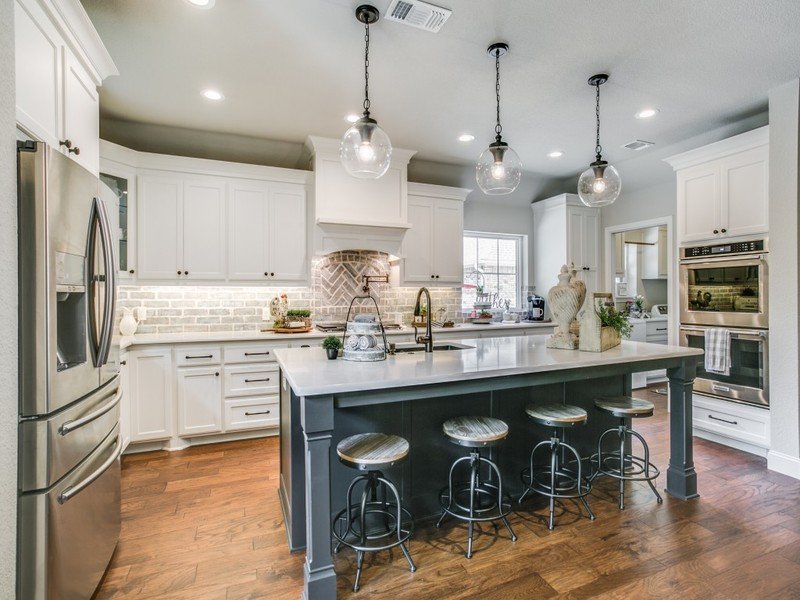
[{"xmin": 462, "ymin": 232, "xmax": 524, "ymax": 310}]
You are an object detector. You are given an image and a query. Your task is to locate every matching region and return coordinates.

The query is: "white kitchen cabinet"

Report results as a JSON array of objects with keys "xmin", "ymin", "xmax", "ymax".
[
  {"xmin": 14, "ymin": 0, "xmax": 116, "ymax": 175},
  {"xmin": 402, "ymin": 183, "xmax": 467, "ymax": 285},
  {"xmin": 628, "ymin": 319, "xmax": 648, "ymax": 389},
  {"xmin": 657, "ymin": 227, "xmax": 668, "ymax": 277},
  {"xmin": 119, "ymin": 351, "xmax": 130, "ymax": 451},
  {"xmin": 129, "ymin": 348, "xmax": 173, "ymax": 442},
  {"xmin": 183, "ymin": 177, "xmax": 226, "ymax": 279},
  {"xmin": 667, "ymin": 127, "xmax": 768, "ymax": 244},
  {"xmin": 227, "ymin": 180, "xmax": 308, "ymax": 282},
  {"xmin": 177, "ymin": 366, "xmax": 222, "ymax": 436},
  {"xmin": 532, "ymin": 194, "xmax": 600, "ymax": 306},
  {"xmin": 137, "ymin": 174, "xmax": 182, "ymax": 279},
  {"xmin": 614, "ymin": 233, "xmax": 625, "ymax": 275}
]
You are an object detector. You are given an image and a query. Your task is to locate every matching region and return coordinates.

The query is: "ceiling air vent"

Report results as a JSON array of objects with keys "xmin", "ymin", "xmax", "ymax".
[
  {"xmin": 385, "ymin": 0, "xmax": 452, "ymax": 33},
  {"xmin": 623, "ymin": 139, "xmax": 655, "ymax": 151}
]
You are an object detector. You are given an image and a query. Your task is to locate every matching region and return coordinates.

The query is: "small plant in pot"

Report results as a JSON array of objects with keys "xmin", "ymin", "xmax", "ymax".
[
  {"xmin": 286, "ymin": 308, "xmax": 312, "ymax": 328},
  {"xmin": 322, "ymin": 335, "xmax": 342, "ymax": 360}
]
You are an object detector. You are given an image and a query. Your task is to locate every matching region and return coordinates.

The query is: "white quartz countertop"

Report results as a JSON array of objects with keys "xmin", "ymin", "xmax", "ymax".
[
  {"xmin": 274, "ymin": 335, "xmax": 703, "ymax": 397},
  {"xmin": 118, "ymin": 321, "xmax": 555, "ymax": 350}
]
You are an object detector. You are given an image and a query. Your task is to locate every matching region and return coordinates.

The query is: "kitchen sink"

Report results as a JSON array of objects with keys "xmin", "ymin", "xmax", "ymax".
[{"xmin": 391, "ymin": 343, "xmax": 474, "ymax": 354}]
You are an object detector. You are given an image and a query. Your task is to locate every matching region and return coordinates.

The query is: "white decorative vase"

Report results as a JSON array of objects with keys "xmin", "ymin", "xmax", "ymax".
[
  {"xmin": 546, "ymin": 264, "xmax": 586, "ymax": 350},
  {"xmin": 119, "ymin": 307, "xmax": 138, "ymax": 336}
]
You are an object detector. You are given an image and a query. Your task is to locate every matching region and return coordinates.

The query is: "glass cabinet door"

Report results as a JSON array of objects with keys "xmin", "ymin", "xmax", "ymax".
[{"xmin": 99, "ymin": 170, "xmax": 135, "ymax": 278}]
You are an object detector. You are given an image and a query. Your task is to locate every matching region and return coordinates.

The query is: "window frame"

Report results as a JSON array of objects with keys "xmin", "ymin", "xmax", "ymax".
[{"xmin": 462, "ymin": 231, "xmax": 526, "ymax": 310}]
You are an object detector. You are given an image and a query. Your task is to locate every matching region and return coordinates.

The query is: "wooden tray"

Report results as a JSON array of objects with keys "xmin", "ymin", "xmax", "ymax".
[{"xmin": 262, "ymin": 327, "xmax": 314, "ymax": 334}]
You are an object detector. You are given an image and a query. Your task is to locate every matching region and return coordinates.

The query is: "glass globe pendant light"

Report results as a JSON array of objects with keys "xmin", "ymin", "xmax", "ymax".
[
  {"xmin": 340, "ymin": 5, "xmax": 392, "ymax": 179},
  {"xmin": 578, "ymin": 74, "xmax": 621, "ymax": 207},
  {"xmin": 476, "ymin": 42, "xmax": 522, "ymax": 195}
]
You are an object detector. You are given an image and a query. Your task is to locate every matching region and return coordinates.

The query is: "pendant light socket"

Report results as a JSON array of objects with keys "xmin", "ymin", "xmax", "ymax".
[
  {"xmin": 355, "ymin": 4, "xmax": 380, "ymax": 24},
  {"xmin": 587, "ymin": 73, "xmax": 609, "ymax": 87},
  {"xmin": 487, "ymin": 42, "xmax": 509, "ymax": 58}
]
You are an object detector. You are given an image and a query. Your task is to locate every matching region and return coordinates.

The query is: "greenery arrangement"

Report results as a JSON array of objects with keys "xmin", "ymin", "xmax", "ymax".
[
  {"xmin": 322, "ymin": 335, "xmax": 342, "ymax": 351},
  {"xmin": 287, "ymin": 309, "xmax": 311, "ymax": 318},
  {"xmin": 597, "ymin": 305, "xmax": 632, "ymax": 338},
  {"xmin": 478, "ymin": 311, "xmax": 493, "ymax": 319}
]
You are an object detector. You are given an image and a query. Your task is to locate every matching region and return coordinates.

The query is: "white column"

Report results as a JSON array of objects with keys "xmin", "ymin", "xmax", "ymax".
[
  {"xmin": 767, "ymin": 79, "xmax": 800, "ymax": 479},
  {"xmin": 0, "ymin": 0, "xmax": 19, "ymax": 592}
]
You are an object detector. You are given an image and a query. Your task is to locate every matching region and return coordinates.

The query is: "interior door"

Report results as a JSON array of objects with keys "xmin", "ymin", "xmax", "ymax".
[
  {"xmin": 228, "ymin": 180, "xmax": 269, "ymax": 281},
  {"xmin": 268, "ymin": 184, "xmax": 307, "ymax": 281},
  {"xmin": 183, "ymin": 177, "xmax": 226, "ymax": 279}
]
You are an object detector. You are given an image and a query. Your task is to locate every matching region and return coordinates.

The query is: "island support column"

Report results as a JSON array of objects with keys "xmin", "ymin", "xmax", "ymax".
[
  {"xmin": 666, "ymin": 358, "xmax": 699, "ymax": 500},
  {"xmin": 301, "ymin": 395, "xmax": 336, "ymax": 600}
]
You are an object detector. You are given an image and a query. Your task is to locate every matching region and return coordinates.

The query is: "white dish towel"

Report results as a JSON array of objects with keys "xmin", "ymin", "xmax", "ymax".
[{"xmin": 704, "ymin": 328, "xmax": 731, "ymax": 376}]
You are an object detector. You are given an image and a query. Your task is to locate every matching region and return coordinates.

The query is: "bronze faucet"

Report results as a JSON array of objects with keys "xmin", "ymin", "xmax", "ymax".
[{"xmin": 413, "ymin": 287, "xmax": 433, "ymax": 352}]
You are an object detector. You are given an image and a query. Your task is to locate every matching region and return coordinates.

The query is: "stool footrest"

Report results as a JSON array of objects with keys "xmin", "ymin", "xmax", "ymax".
[
  {"xmin": 332, "ymin": 502, "xmax": 414, "ymax": 552},
  {"xmin": 439, "ymin": 482, "xmax": 513, "ymax": 522}
]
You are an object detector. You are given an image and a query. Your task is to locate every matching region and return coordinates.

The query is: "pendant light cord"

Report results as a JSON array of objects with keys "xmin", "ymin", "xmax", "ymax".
[
  {"xmin": 363, "ymin": 20, "xmax": 371, "ymax": 116},
  {"xmin": 594, "ymin": 81, "xmax": 602, "ymax": 161},
  {"xmin": 494, "ymin": 49, "xmax": 502, "ymax": 141}
]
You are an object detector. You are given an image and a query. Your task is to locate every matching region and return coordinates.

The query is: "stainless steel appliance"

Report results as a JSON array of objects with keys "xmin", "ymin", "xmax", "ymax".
[
  {"xmin": 679, "ymin": 326, "xmax": 768, "ymax": 407},
  {"xmin": 17, "ymin": 141, "xmax": 121, "ymax": 600},
  {"xmin": 679, "ymin": 239, "xmax": 768, "ymax": 329}
]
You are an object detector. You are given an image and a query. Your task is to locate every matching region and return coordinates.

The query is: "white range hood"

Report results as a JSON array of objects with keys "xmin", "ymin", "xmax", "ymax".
[{"xmin": 305, "ymin": 136, "xmax": 417, "ymax": 256}]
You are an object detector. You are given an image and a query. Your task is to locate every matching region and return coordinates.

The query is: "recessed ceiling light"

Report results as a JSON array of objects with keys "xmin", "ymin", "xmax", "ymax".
[
  {"xmin": 201, "ymin": 89, "xmax": 224, "ymax": 101},
  {"xmin": 458, "ymin": 134, "xmax": 475, "ymax": 142},
  {"xmin": 547, "ymin": 150, "xmax": 564, "ymax": 158},
  {"xmin": 635, "ymin": 108, "xmax": 659, "ymax": 119},
  {"xmin": 185, "ymin": 0, "xmax": 215, "ymax": 8},
  {"xmin": 345, "ymin": 114, "xmax": 360, "ymax": 123}
]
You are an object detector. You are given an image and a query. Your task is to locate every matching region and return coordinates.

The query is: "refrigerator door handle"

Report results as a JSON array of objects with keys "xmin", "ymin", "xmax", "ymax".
[
  {"xmin": 95, "ymin": 197, "xmax": 117, "ymax": 366},
  {"xmin": 59, "ymin": 386, "xmax": 122, "ymax": 436},
  {"xmin": 57, "ymin": 435, "xmax": 123, "ymax": 505},
  {"xmin": 87, "ymin": 200, "xmax": 103, "ymax": 366}
]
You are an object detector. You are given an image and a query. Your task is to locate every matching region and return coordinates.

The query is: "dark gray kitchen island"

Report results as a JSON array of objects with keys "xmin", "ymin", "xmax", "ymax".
[{"xmin": 275, "ymin": 336, "xmax": 703, "ymax": 600}]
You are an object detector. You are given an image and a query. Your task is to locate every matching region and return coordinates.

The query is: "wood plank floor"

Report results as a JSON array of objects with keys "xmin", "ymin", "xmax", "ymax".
[{"xmin": 94, "ymin": 388, "xmax": 800, "ymax": 599}]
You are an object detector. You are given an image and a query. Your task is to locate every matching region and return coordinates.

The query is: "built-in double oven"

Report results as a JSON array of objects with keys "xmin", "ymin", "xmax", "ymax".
[{"xmin": 679, "ymin": 239, "xmax": 769, "ymax": 407}]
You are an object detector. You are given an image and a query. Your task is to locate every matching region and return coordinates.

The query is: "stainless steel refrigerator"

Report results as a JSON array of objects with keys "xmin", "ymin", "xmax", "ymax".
[{"xmin": 17, "ymin": 141, "xmax": 121, "ymax": 599}]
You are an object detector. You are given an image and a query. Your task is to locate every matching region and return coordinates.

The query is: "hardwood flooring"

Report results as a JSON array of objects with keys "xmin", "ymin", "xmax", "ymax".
[{"xmin": 94, "ymin": 388, "xmax": 800, "ymax": 599}]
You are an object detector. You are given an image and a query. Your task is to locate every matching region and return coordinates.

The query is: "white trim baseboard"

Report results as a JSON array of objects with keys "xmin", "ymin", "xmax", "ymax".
[{"xmin": 767, "ymin": 450, "xmax": 800, "ymax": 479}]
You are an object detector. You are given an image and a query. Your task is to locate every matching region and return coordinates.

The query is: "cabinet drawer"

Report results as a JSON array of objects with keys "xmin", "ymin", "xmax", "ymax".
[
  {"xmin": 175, "ymin": 347, "xmax": 221, "ymax": 366},
  {"xmin": 693, "ymin": 395, "xmax": 769, "ymax": 447},
  {"xmin": 224, "ymin": 364, "xmax": 279, "ymax": 397},
  {"xmin": 224, "ymin": 397, "xmax": 278, "ymax": 431},
  {"xmin": 224, "ymin": 344, "xmax": 287, "ymax": 364},
  {"xmin": 646, "ymin": 321, "xmax": 669, "ymax": 336}
]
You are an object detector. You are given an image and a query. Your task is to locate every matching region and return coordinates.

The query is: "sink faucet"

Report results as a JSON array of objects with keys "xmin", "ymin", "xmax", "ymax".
[{"xmin": 413, "ymin": 287, "xmax": 433, "ymax": 352}]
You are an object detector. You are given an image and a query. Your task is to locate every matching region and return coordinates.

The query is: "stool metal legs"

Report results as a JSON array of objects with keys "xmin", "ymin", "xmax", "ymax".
[
  {"xmin": 594, "ymin": 419, "xmax": 663, "ymax": 509},
  {"xmin": 437, "ymin": 449, "xmax": 516, "ymax": 559},
  {"xmin": 333, "ymin": 470, "xmax": 415, "ymax": 592},
  {"xmin": 519, "ymin": 430, "xmax": 595, "ymax": 530}
]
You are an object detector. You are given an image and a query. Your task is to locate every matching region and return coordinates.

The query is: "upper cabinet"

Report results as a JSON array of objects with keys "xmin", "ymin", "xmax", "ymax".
[
  {"xmin": 402, "ymin": 183, "xmax": 469, "ymax": 285},
  {"xmin": 532, "ymin": 194, "xmax": 601, "ymax": 302},
  {"xmin": 14, "ymin": 0, "xmax": 118, "ymax": 175},
  {"xmin": 667, "ymin": 127, "xmax": 768, "ymax": 244}
]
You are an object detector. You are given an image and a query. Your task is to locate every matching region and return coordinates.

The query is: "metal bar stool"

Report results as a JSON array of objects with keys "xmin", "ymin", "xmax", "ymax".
[
  {"xmin": 591, "ymin": 396, "xmax": 663, "ymax": 509},
  {"xmin": 332, "ymin": 433, "xmax": 416, "ymax": 592},
  {"xmin": 518, "ymin": 403, "xmax": 595, "ymax": 530},
  {"xmin": 436, "ymin": 416, "xmax": 517, "ymax": 559}
]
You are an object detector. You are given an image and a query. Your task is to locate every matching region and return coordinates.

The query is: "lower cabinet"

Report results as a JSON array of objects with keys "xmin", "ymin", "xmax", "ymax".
[
  {"xmin": 224, "ymin": 397, "xmax": 279, "ymax": 431},
  {"xmin": 177, "ymin": 366, "xmax": 222, "ymax": 436},
  {"xmin": 693, "ymin": 394, "xmax": 770, "ymax": 457},
  {"xmin": 129, "ymin": 348, "xmax": 173, "ymax": 442}
]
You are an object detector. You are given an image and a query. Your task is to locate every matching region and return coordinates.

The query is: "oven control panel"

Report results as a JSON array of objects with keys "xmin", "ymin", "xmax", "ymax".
[{"xmin": 682, "ymin": 239, "xmax": 765, "ymax": 258}]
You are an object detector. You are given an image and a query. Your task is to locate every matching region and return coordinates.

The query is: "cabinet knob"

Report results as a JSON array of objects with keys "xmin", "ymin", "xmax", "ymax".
[
  {"xmin": 184, "ymin": 271, "xmax": 189, "ymax": 275},
  {"xmin": 177, "ymin": 270, "xmax": 182, "ymax": 275},
  {"xmin": 59, "ymin": 139, "xmax": 72, "ymax": 149},
  {"xmin": 270, "ymin": 272, "xmax": 275, "ymax": 277},
  {"xmin": 120, "ymin": 360, "xmax": 127, "ymax": 366},
  {"xmin": 129, "ymin": 269, "xmax": 135, "ymax": 274},
  {"xmin": 721, "ymin": 228, "xmax": 727, "ymax": 233},
  {"xmin": 264, "ymin": 272, "xmax": 269, "ymax": 277},
  {"xmin": 430, "ymin": 275, "xmax": 435, "ymax": 279},
  {"xmin": 435, "ymin": 275, "xmax": 440, "ymax": 279},
  {"xmin": 713, "ymin": 229, "xmax": 719, "ymax": 234},
  {"xmin": 68, "ymin": 146, "xmax": 80, "ymax": 155},
  {"xmin": 215, "ymin": 372, "xmax": 219, "ymax": 377}
]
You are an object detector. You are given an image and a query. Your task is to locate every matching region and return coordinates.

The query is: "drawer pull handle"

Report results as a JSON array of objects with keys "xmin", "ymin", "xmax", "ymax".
[
  {"xmin": 655, "ymin": 328, "xmax": 667, "ymax": 332},
  {"xmin": 708, "ymin": 414, "xmax": 738, "ymax": 425},
  {"xmin": 244, "ymin": 378, "xmax": 270, "ymax": 383},
  {"xmin": 185, "ymin": 354, "xmax": 213, "ymax": 359},
  {"xmin": 244, "ymin": 351, "xmax": 270, "ymax": 356},
  {"xmin": 245, "ymin": 410, "xmax": 271, "ymax": 416}
]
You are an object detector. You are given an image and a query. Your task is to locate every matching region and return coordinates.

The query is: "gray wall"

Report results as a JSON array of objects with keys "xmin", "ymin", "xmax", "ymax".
[
  {"xmin": 0, "ymin": 0, "xmax": 17, "ymax": 594},
  {"xmin": 767, "ymin": 79, "xmax": 800, "ymax": 477}
]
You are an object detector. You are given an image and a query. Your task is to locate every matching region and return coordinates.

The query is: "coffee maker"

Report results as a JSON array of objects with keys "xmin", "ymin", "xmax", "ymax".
[{"xmin": 527, "ymin": 294, "xmax": 545, "ymax": 321}]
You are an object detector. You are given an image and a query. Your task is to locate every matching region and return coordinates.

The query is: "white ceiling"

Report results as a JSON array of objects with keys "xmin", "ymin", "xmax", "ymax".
[{"xmin": 82, "ymin": 0, "xmax": 800, "ymax": 179}]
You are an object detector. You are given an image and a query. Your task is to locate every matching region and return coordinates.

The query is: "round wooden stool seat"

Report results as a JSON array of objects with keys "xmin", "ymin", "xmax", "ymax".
[
  {"xmin": 594, "ymin": 396, "xmax": 655, "ymax": 418},
  {"xmin": 442, "ymin": 416, "xmax": 509, "ymax": 447},
  {"xmin": 525, "ymin": 403, "xmax": 587, "ymax": 427},
  {"xmin": 336, "ymin": 433, "xmax": 409, "ymax": 470}
]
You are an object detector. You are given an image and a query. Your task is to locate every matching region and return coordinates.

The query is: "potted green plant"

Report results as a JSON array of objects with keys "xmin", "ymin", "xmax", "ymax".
[
  {"xmin": 579, "ymin": 295, "xmax": 631, "ymax": 352},
  {"xmin": 286, "ymin": 308, "xmax": 312, "ymax": 328},
  {"xmin": 322, "ymin": 335, "xmax": 342, "ymax": 360}
]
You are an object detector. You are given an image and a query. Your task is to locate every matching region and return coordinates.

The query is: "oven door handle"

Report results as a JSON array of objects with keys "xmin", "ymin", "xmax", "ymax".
[
  {"xmin": 680, "ymin": 253, "xmax": 767, "ymax": 266},
  {"xmin": 680, "ymin": 326, "xmax": 767, "ymax": 340}
]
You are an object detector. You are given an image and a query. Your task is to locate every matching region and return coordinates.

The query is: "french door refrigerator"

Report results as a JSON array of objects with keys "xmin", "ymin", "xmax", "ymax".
[{"xmin": 17, "ymin": 141, "xmax": 121, "ymax": 599}]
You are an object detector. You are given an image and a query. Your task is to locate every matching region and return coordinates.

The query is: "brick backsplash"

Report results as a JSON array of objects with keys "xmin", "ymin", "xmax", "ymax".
[{"xmin": 118, "ymin": 251, "xmax": 463, "ymax": 334}]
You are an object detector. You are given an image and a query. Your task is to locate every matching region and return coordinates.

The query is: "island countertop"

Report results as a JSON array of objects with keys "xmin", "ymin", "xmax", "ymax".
[{"xmin": 273, "ymin": 335, "xmax": 703, "ymax": 397}]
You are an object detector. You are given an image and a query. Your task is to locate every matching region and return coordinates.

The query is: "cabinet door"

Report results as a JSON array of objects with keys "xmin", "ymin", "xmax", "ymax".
[
  {"xmin": 61, "ymin": 48, "xmax": 100, "ymax": 174},
  {"xmin": 581, "ymin": 210, "xmax": 599, "ymax": 271},
  {"xmin": 567, "ymin": 209, "xmax": 584, "ymax": 268},
  {"xmin": 228, "ymin": 181, "xmax": 269, "ymax": 281},
  {"xmin": 15, "ymin": 0, "xmax": 61, "ymax": 146},
  {"xmin": 614, "ymin": 233, "xmax": 625, "ymax": 275},
  {"xmin": 137, "ymin": 175, "xmax": 182, "ymax": 279},
  {"xmin": 677, "ymin": 163, "xmax": 721, "ymax": 243},
  {"xmin": 268, "ymin": 184, "xmax": 308, "ymax": 281},
  {"xmin": 177, "ymin": 367, "xmax": 222, "ymax": 436},
  {"xmin": 183, "ymin": 177, "xmax": 226, "ymax": 279},
  {"xmin": 721, "ymin": 145, "xmax": 769, "ymax": 238},
  {"xmin": 129, "ymin": 350, "xmax": 173, "ymax": 442},
  {"xmin": 403, "ymin": 196, "xmax": 435, "ymax": 282},
  {"xmin": 99, "ymin": 165, "xmax": 136, "ymax": 278},
  {"xmin": 657, "ymin": 227, "xmax": 668, "ymax": 277},
  {"xmin": 433, "ymin": 199, "xmax": 464, "ymax": 283},
  {"xmin": 119, "ymin": 353, "xmax": 130, "ymax": 451}
]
